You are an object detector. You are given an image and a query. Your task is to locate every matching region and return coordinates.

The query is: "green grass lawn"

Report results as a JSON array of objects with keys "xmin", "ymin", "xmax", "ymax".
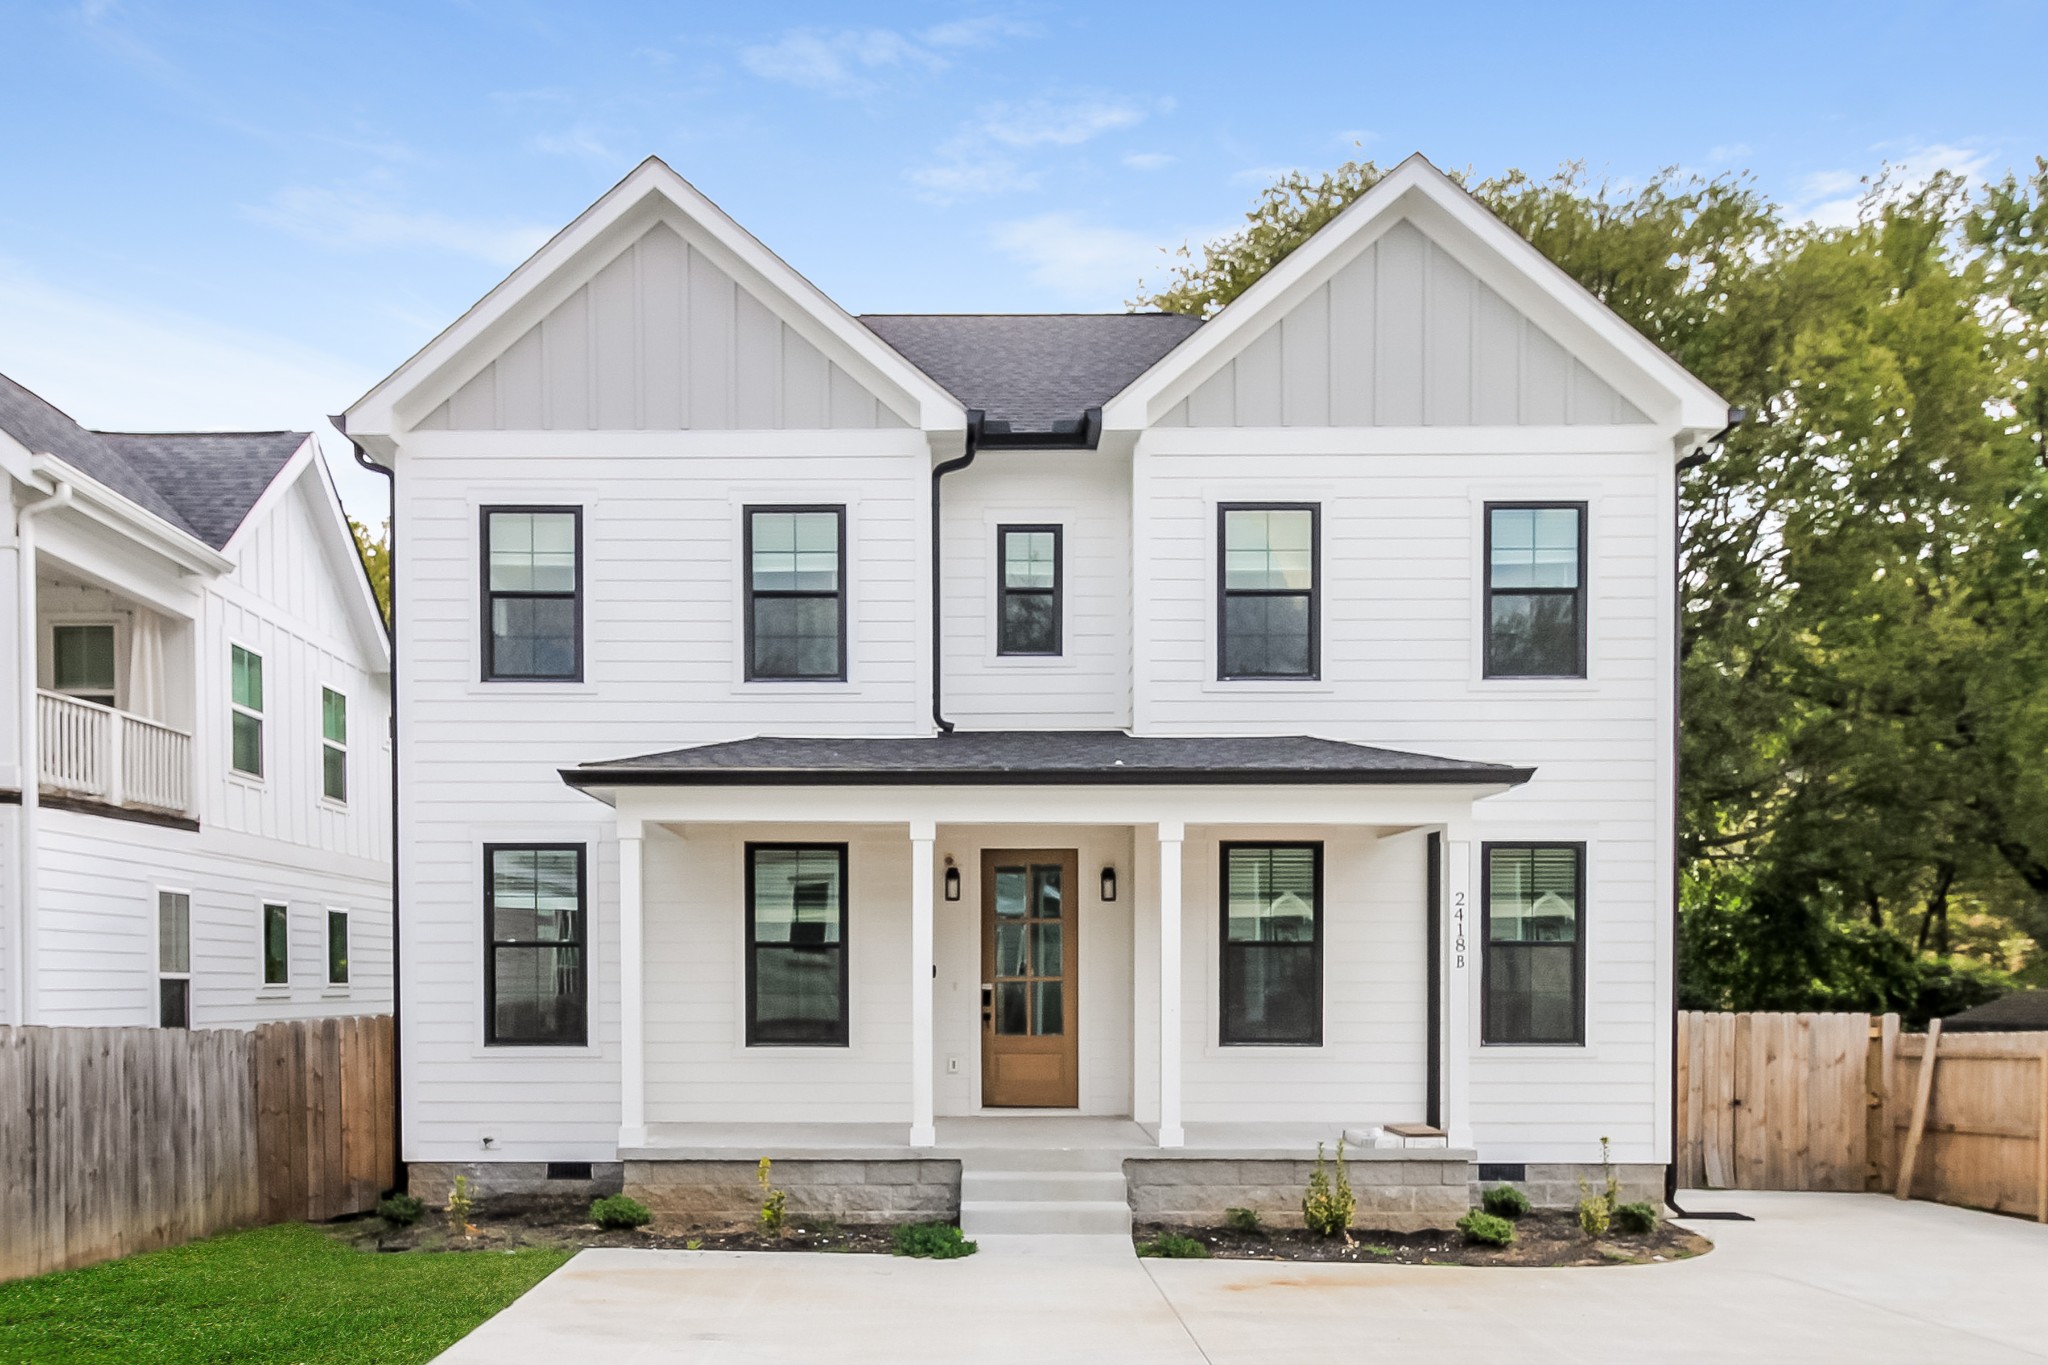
[{"xmin": 0, "ymin": 1223, "xmax": 569, "ymax": 1365}]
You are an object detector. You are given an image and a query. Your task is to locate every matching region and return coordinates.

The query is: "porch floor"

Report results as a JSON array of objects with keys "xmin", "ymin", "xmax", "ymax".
[{"xmin": 622, "ymin": 1117, "xmax": 1470, "ymax": 1162}]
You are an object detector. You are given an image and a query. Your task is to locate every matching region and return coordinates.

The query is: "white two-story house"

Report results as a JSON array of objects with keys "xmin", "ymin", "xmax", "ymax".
[
  {"xmin": 345, "ymin": 154, "xmax": 1730, "ymax": 1234},
  {"xmin": 0, "ymin": 372, "xmax": 393, "ymax": 1031}
]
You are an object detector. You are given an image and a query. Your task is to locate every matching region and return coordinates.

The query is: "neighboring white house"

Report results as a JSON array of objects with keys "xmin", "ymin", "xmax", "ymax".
[
  {"xmin": 0, "ymin": 372, "xmax": 393, "ymax": 1031},
  {"xmin": 345, "ymin": 154, "xmax": 1731, "ymax": 1232}
]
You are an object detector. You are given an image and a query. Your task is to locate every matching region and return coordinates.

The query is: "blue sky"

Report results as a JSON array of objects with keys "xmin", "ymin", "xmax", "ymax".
[{"xmin": 3, "ymin": 0, "xmax": 2043, "ymax": 523}]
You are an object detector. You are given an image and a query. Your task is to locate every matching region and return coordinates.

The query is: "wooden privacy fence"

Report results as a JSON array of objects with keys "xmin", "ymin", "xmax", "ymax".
[
  {"xmin": 0, "ymin": 1014, "xmax": 395, "ymax": 1282},
  {"xmin": 1678, "ymin": 1010, "xmax": 2048, "ymax": 1221}
]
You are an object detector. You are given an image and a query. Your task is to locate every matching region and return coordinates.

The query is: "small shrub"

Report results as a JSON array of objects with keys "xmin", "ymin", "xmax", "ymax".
[
  {"xmin": 590, "ymin": 1194, "xmax": 652, "ymax": 1230},
  {"xmin": 685, "ymin": 1238, "xmax": 704, "ymax": 1251},
  {"xmin": 1137, "ymin": 1233, "xmax": 1209, "ymax": 1258},
  {"xmin": 377, "ymin": 1193, "xmax": 425, "ymax": 1226},
  {"xmin": 1301, "ymin": 1140, "xmax": 1356, "ymax": 1239},
  {"xmin": 446, "ymin": 1174, "xmax": 475, "ymax": 1232},
  {"xmin": 1223, "ymin": 1207, "xmax": 1262, "ymax": 1234},
  {"xmin": 756, "ymin": 1157, "xmax": 787, "ymax": 1235},
  {"xmin": 1480, "ymin": 1185, "xmax": 1530, "ymax": 1220},
  {"xmin": 1576, "ymin": 1194, "xmax": 1611, "ymax": 1239},
  {"xmin": 1457, "ymin": 1209, "xmax": 1515, "ymax": 1247},
  {"xmin": 1613, "ymin": 1201, "xmax": 1660, "ymax": 1235},
  {"xmin": 893, "ymin": 1222, "xmax": 976, "ymax": 1259}
]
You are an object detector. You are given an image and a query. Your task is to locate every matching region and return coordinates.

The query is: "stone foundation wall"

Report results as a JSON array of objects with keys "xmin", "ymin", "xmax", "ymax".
[
  {"xmin": 1127, "ymin": 1156, "xmax": 1471, "ymax": 1234},
  {"xmin": 625, "ymin": 1159, "xmax": 960, "ymax": 1228},
  {"xmin": 408, "ymin": 1162, "xmax": 625, "ymax": 1214},
  {"xmin": 1475, "ymin": 1164, "xmax": 1665, "ymax": 1209}
]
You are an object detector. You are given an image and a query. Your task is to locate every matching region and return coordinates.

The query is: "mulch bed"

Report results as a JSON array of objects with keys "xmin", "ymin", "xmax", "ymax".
[
  {"xmin": 330, "ymin": 1207, "xmax": 900, "ymax": 1256},
  {"xmin": 1134, "ymin": 1211, "xmax": 1712, "ymax": 1267}
]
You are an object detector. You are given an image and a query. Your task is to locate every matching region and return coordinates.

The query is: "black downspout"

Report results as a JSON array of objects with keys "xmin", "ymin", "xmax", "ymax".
[
  {"xmin": 930, "ymin": 411, "xmax": 983, "ymax": 734},
  {"xmin": 1425, "ymin": 831, "xmax": 1442, "ymax": 1131},
  {"xmin": 334, "ymin": 415, "xmax": 404, "ymax": 1194},
  {"xmin": 1666, "ymin": 406, "xmax": 1743, "ymax": 1215}
]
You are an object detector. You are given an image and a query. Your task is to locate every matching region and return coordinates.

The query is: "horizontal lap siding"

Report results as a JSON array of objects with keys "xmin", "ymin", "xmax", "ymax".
[{"xmin": 399, "ymin": 439, "xmax": 927, "ymax": 1160}]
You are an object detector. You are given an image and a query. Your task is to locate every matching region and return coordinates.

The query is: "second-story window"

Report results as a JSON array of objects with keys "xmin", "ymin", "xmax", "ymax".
[
  {"xmin": 1218, "ymin": 504, "xmax": 1318, "ymax": 680},
  {"xmin": 483, "ymin": 507, "xmax": 582, "ymax": 681},
  {"xmin": 321, "ymin": 687, "xmax": 347, "ymax": 803},
  {"xmin": 997, "ymin": 525, "xmax": 1061, "ymax": 656},
  {"xmin": 1485, "ymin": 504, "xmax": 1586, "ymax": 678},
  {"xmin": 746, "ymin": 506, "xmax": 845, "ymax": 681},
  {"xmin": 53, "ymin": 624, "xmax": 117, "ymax": 708},
  {"xmin": 230, "ymin": 645, "xmax": 263, "ymax": 777}
]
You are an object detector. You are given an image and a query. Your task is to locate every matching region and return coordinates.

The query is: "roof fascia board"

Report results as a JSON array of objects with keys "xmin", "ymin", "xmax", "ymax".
[
  {"xmin": 348, "ymin": 158, "xmax": 965, "ymax": 437},
  {"xmin": 228, "ymin": 445, "xmax": 391, "ymax": 667},
  {"xmin": 28, "ymin": 454, "xmax": 231, "ymax": 575},
  {"xmin": 1102, "ymin": 155, "xmax": 1727, "ymax": 433}
]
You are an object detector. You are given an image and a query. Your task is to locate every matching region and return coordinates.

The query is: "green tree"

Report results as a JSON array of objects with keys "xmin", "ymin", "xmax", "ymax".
[{"xmin": 350, "ymin": 518, "xmax": 391, "ymax": 624}]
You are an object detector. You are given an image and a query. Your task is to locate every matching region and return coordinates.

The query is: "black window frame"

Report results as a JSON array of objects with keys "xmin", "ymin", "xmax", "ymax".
[
  {"xmin": 1482, "ymin": 501, "xmax": 1588, "ymax": 680},
  {"xmin": 995, "ymin": 523, "xmax": 1063, "ymax": 657},
  {"xmin": 1480, "ymin": 841, "xmax": 1588, "ymax": 1047},
  {"xmin": 1217, "ymin": 840, "xmax": 1325, "ymax": 1047},
  {"xmin": 744, "ymin": 841, "xmax": 851, "ymax": 1048},
  {"xmin": 743, "ymin": 505, "xmax": 848, "ymax": 683},
  {"xmin": 1216, "ymin": 502, "xmax": 1320, "ymax": 681},
  {"xmin": 480, "ymin": 505, "xmax": 585, "ymax": 683},
  {"xmin": 327, "ymin": 909, "xmax": 350, "ymax": 986},
  {"xmin": 483, "ymin": 842, "xmax": 589, "ymax": 1048},
  {"xmin": 261, "ymin": 901, "xmax": 289, "ymax": 986}
]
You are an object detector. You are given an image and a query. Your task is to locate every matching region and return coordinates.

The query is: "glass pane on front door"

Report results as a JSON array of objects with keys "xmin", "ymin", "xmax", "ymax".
[{"xmin": 991, "ymin": 863, "xmax": 1065, "ymax": 1037}]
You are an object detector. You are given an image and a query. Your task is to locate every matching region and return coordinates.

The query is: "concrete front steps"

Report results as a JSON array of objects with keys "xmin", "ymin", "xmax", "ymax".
[{"xmin": 958, "ymin": 1148, "xmax": 1133, "ymax": 1248}]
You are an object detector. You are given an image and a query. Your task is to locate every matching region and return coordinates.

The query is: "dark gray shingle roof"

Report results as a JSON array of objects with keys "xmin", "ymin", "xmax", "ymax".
[
  {"xmin": 565, "ymin": 731, "xmax": 1534, "ymax": 787},
  {"xmin": 0, "ymin": 370, "xmax": 305, "ymax": 549},
  {"xmin": 860, "ymin": 313, "xmax": 1202, "ymax": 432},
  {"xmin": 1943, "ymin": 991, "xmax": 2048, "ymax": 1032}
]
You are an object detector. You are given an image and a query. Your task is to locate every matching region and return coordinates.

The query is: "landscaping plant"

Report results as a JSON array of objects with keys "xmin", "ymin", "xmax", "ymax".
[
  {"xmin": 445, "ymin": 1175, "xmax": 475, "ymax": 1235},
  {"xmin": 1224, "ymin": 1207, "xmax": 1263, "ymax": 1234},
  {"xmin": 1480, "ymin": 1185, "xmax": 1530, "ymax": 1220},
  {"xmin": 377, "ymin": 1193, "xmax": 425, "ymax": 1227},
  {"xmin": 892, "ymin": 1223, "xmax": 977, "ymax": 1259},
  {"xmin": 1136, "ymin": 1233, "xmax": 1209, "ymax": 1259},
  {"xmin": 590, "ymin": 1194, "xmax": 653, "ymax": 1230},
  {"xmin": 1575, "ymin": 1195, "xmax": 1611, "ymax": 1239},
  {"xmin": 1457, "ymin": 1210, "xmax": 1515, "ymax": 1247},
  {"xmin": 1613, "ymin": 1201, "xmax": 1661, "ymax": 1235},
  {"xmin": 1301, "ymin": 1140, "xmax": 1356, "ymax": 1240},
  {"xmin": 756, "ymin": 1157, "xmax": 787, "ymax": 1235}
]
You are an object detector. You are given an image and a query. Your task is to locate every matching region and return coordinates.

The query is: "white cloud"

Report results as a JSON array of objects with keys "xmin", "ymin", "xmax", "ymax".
[
  {"xmin": 990, "ymin": 212, "xmax": 1198, "ymax": 306},
  {"xmin": 911, "ymin": 94, "xmax": 1164, "ymax": 202},
  {"xmin": 0, "ymin": 261, "xmax": 389, "ymax": 521},
  {"xmin": 1123, "ymin": 152, "xmax": 1174, "ymax": 171},
  {"xmin": 1797, "ymin": 142, "xmax": 1996, "ymax": 228},
  {"xmin": 244, "ymin": 184, "xmax": 551, "ymax": 266},
  {"xmin": 1706, "ymin": 142, "xmax": 1752, "ymax": 165},
  {"xmin": 738, "ymin": 27, "xmax": 947, "ymax": 96},
  {"xmin": 908, "ymin": 158, "xmax": 1037, "ymax": 199},
  {"xmin": 978, "ymin": 97, "xmax": 1148, "ymax": 148},
  {"xmin": 531, "ymin": 125, "xmax": 622, "ymax": 168}
]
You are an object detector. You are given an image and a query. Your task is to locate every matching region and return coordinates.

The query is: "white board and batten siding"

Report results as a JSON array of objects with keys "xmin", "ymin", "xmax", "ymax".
[{"xmin": 31, "ymin": 470, "xmax": 393, "ymax": 1028}]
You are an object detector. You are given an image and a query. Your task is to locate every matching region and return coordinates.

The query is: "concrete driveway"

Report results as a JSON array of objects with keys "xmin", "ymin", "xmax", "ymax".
[{"xmin": 436, "ymin": 1192, "xmax": 2048, "ymax": 1364}]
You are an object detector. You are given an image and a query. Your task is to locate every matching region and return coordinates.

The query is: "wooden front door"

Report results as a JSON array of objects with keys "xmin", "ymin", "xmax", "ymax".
[{"xmin": 980, "ymin": 849, "xmax": 1079, "ymax": 1108}]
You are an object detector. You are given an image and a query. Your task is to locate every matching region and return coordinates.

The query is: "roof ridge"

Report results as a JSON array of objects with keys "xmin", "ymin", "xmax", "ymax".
[{"xmin": 95, "ymin": 428, "xmax": 308, "ymax": 438}]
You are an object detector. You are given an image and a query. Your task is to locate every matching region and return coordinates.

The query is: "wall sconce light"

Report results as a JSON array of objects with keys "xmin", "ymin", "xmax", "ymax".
[
  {"xmin": 1100, "ymin": 865, "xmax": 1117, "ymax": 902},
  {"xmin": 943, "ymin": 857, "xmax": 961, "ymax": 902}
]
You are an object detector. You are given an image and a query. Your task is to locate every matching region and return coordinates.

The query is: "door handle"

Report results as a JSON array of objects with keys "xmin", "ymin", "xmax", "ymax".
[{"xmin": 980, "ymin": 983, "xmax": 993, "ymax": 1028}]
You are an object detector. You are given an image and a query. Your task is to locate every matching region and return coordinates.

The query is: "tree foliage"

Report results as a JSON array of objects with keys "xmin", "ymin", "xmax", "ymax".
[
  {"xmin": 350, "ymin": 518, "xmax": 392, "ymax": 624},
  {"xmin": 1137, "ymin": 158, "xmax": 2048, "ymax": 1021}
]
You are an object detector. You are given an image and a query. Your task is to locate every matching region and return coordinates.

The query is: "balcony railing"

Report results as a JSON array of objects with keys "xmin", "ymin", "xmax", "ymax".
[{"xmin": 37, "ymin": 690, "xmax": 193, "ymax": 815}]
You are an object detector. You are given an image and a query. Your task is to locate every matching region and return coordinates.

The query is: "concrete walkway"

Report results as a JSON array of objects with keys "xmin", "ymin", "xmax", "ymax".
[{"xmin": 436, "ymin": 1192, "xmax": 2048, "ymax": 1363}]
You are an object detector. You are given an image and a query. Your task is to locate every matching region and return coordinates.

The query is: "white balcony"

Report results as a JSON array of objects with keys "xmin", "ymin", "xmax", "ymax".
[{"xmin": 37, "ymin": 690, "xmax": 194, "ymax": 816}]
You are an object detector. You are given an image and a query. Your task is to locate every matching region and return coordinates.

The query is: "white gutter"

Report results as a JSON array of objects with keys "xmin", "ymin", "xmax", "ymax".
[{"xmin": 12, "ymin": 477, "xmax": 70, "ymax": 1026}]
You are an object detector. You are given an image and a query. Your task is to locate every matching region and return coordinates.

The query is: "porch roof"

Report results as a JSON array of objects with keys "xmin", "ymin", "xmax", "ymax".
[{"xmin": 562, "ymin": 730, "xmax": 1535, "ymax": 788}]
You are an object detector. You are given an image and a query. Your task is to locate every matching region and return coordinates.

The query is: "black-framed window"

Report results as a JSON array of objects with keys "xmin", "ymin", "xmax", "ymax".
[
  {"xmin": 482, "ymin": 507, "xmax": 582, "ymax": 681},
  {"xmin": 745, "ymin": 507, "xmax": 846, "ymax": 681},
  {"xmin": 1485, "ymin": 503, "xmax": 1586, "ymax": 678},
  {"xmin": 485, "ymin": 845, "xmax": 587, "ymax": 1046},
  {"xmin": 1218, "ymin": 504, "xmax": 1318, "ymax": 680},
  {"xmin": 997, "ymin": 524, "xmax": 1061, "ymax": 656},
  {"xmin": 159, "ymin": 890, "xmax": 190, "ymax": 1028},
  {"xmin": 1482, "ymin": 843, "xmax": 1586, "ymax": 1046},
  {"xmin": 261, "ymin": 902, "xmax": 288, "ymax": 985},
  {"xmin": 1219, "ymin": 843, "xmax": 1323, "ymax": 1045},
  {"xmin": 746, "ymin": 843, "xmax": 849, "ymax": 1046},
  {"xmin": 327, "ymin": 909, "xmax": 350, "ymax": 986}
]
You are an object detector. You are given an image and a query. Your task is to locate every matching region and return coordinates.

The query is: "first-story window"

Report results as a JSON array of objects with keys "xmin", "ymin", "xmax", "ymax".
[
  {"xmin": 231, "ymin": 645, "xmax": 264, "ymax": 777},
  {"xmin": 1219, "ymin": 843, "xmax": 1322, "ymax": 1045},
  {"xmin": 483, "ymin": 507, "xmax": 582, "ymax": 681},
  {"xmin": 1218, "ymin": 504, "xmax": 1318, "ymax": 680},
  {"xmin": 485, "ymin": 845, "xmax": 586, "ymax": 1046},
  {"xmin": 1485, "ymin": 503, "xmax": 1586, "ymax": 678},
  {"xmin": 997, "ymin": 524, "xmax": 1061, "ymax": 655},
  {"xmin": 1482, "ymin": 843, "xmax": 1586, "ymax": 1045},
  {"xmin": 327, "ymin": 910, "xmax": 350, "ymax": 986},
  {"xmin": 746, "ymin": 844, "xmax": 848, "ymax": 1046},
  {"xmin": 321, "ymin": 687, "xmax": 348, "ymax": 803},
  {"xmin": 261, "ymin": 901, "xmax": 289, "ymax": 986},
  {"xmin": 159, "ymin": 890, "xmax": 190, "ymax": 1028},
  {"xmin": 745, "ymin": 507, "xmax": 846, "ymax": 680}
]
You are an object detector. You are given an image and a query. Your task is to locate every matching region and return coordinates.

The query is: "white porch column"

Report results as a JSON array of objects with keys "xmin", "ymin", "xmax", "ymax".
[
  {"xmin": 1156, "ymin": 820, "xmax": 1185, "ymax": 1148},
  {"xmin": 909, "ymin": 818, "xmax": 936, "ymax": 1148},
  {"xmin": 618, "ymin": 819, "xmax": 647, "ymax": 1149},
  {"xmin": 1442, "ymin": 819, "xmax": 1475, "ymax": 1150}
]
